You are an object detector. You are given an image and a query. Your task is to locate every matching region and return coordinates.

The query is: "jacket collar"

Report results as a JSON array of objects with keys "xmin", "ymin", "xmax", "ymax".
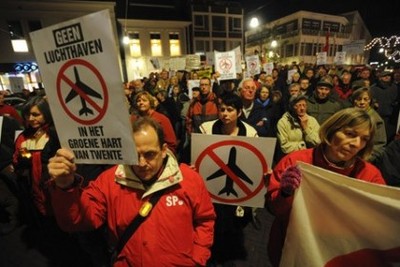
[{"xmin": 114, "ymin": 149, "xmax": 183, "ymax": 198}]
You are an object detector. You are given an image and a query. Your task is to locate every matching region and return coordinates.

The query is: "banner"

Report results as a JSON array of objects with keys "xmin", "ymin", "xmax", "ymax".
[{"xmin": 281, "ymin": 162, "xmax": 400, "ymax": 267}]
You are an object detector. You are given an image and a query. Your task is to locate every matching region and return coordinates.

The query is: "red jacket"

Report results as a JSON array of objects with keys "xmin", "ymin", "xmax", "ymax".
[
  {"xmin": 51, "ymin": 153, "xmax": 215, "ymax": 266},
  {"xmin": 266, "ymin": 146, "xmax": 386, "ymax": 267},
  {"xmin": 186, "ymin": 93, "xmax": 219, "ymax": 134},
  {"xmin": 14, "ymin": 131, "xmax": 51, "ymax": 216}
]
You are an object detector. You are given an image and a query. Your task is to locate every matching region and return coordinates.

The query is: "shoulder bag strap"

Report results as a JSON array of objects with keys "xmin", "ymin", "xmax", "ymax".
[{"xmin": 110, "ymin": 188, "xmax": 166, "ymax": 264}]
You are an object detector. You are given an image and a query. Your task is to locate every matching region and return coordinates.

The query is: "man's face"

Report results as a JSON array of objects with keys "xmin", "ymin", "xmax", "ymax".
[
  {"xmin": 289, "ymin": 85, "xmax": 300, "ymax": 96},
  {"xmin": 131, "ymin": 126, "xmax": 167, "ymax": 181},
  {"xmin": 300, "ymin": 79, "xmax": 310, "ymax": 90},
  {"xmin": 240, "ymin": 80, "xmax": 257, "ymax": 101},
  {"xmin": 161, "ymin": 71, "xmax": 169, "ymax": 80},
  {"xmin": 316, "ymin": 86, "xmax": 331, "ymax": 100},
  {"xmin": 199, "ymin": 78, "xmax": 211, "ymax": 95}
]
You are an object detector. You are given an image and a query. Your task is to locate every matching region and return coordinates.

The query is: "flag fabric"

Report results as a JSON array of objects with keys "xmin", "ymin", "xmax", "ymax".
[
  {"xmin": 280, "ymin": 162, "xmax": 400, "ymax": 267},
  {"xmin": 323, "ymin": 30, "xmax": 330, "ymax": 53}
]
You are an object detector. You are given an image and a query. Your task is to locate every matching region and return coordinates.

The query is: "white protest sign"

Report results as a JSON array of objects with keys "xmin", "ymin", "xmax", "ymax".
[
  {"xmin": 334, "ymin": 51, "xmax": 346, "ymax": 65},
  {"xmin": 233, "ymin": 46, "xmax": 243, "ymax": 74},
  {"xmin": 30, "ymin": 10, "xmax": 137, "ymax": 164},
  {"xmin": 263, "ymin": 62, "xmax": 274, "ymax": 75},
  {"xmin": 246, "ymin": 55, "xmax": 260, "ymax": 77},
  {"xmin": 287, "ymin": 69, "xmax": 298, "ymax": 82},
  {"xmin": 215, "ymin": 50, "xmax": 236, "ymax": 80},
  {"xmin": 169, "ymin": 57, "xmax": 186, "ymax": 71},
  {"xmin": 316, "ymin": 52, "xmax": 327, "ymax": 65},
  {"xmin": 191, "ymin": 133, "xmax": 276, "ymax": 208}
]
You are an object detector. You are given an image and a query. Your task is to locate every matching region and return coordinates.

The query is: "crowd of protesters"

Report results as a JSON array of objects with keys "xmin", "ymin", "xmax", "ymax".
[{"xmin": 0, "ymin": 60, "xmax": 400, "ymax": 266}]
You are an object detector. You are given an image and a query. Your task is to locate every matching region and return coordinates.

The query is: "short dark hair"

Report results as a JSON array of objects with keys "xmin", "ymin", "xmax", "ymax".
[
  {"xmin": 220, "ymin": 93, "xmax": 243, "ymax": 112},
  {"xmin": 132, "ymin": 117, "xmax": 165, "ymax": 148}
]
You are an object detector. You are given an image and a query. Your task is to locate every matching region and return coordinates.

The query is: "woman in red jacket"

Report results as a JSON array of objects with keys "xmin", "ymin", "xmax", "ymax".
[
  {"xmin": 13, "ymin": 96, "xmax": 53, "ymax": 216},
  {"xmin": 266, "ymin": 107, "xmax": 386, "ymax": 267},
  {"xmin": 131, "ymin": 91, "xmax": 177, "ymax": 154}
]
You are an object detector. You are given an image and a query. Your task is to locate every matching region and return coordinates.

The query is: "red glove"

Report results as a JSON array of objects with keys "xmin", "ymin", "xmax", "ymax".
[{"xmin": 280, "ymin": 166, "xmax": 302, "ymax": 196}]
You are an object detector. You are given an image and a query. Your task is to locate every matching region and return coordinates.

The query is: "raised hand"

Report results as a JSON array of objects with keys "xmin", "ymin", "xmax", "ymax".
[
  {"xmin": 48, "ymin": 148, "xmax": 77, "ymax": 189},
  {"xmin": 280, "ymin": 165, "xmax": 302, "ymax": 196}
]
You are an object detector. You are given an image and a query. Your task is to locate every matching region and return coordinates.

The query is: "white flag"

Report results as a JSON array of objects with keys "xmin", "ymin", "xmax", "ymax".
[{"xmin": 281, "ymin": 162, "xmax": 400, "ymax": 267}]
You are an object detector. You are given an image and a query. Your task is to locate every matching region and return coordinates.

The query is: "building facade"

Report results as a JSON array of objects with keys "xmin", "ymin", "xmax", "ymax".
[
  {"xmin": 245, "ymin": 10, "xmax": 371, "ymax": 66},
  {"xmin": 191, "ymin": 1, "xmax": 243, "ymax": 55},
  {"xmin": 0, "ymin": 0, "xmax": 116, "ymax": 92}
]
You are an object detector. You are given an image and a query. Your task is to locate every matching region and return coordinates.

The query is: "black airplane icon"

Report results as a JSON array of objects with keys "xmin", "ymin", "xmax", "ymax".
[
  {"xmin": 65, "ymin": 67, "xmax": 102, "ymax": 116},
  {"xmin": 206, "ymin": 147, "xmax": 253, "ymax": 197}
]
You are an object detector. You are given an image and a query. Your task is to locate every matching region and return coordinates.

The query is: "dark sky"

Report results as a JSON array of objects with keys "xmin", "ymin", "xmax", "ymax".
[{"xmin": 240, "ymin": 0, "xmax": 400, "ymax": 37}]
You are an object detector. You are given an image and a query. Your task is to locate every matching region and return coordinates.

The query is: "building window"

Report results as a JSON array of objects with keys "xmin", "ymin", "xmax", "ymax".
[
  {"xmin": 129, "ymin": 32, "xmax": 141, "ymax": 57},
  {"xmin": 212, "ymin": 16, "xmax": 225, "ymax": 32},
  {"xmin": 213, "ymin": 40, "xmax": 226, "ymax": 52},
  {"xmin": 150, "ymin": 33, "xmax": 162, "ymax": 57},
  {"xmin": 229, "ymin": 17, "xmax": 242, "ymax": 32},
  {"xmin": 194, "ymin": 15, "xmax": 209, "ymax": 31},
  {"xmin": 7, "ymin": 20, "xmax": 28, "ymax": 52},
  {"xmin": 195, "ymin": 40, "xmax": 210, "ymax": 53},
  {"xmin": 169, "ymin": 33, "xmax": 181, "ymax": 56},
  {"xmin": 304, "ymin": 43, "xmax": 313, "ymax": 56}
]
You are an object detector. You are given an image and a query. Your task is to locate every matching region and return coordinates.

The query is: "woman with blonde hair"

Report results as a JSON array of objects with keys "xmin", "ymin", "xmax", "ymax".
[{"xmin": 266, "ymin": 107, "xmax": 386, "ymax": 267}]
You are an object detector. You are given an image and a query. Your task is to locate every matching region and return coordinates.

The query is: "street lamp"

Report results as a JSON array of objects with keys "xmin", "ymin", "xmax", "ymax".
[{"xmin": 249, "ymin": 17, "xmax": 260, "ymax": 28}]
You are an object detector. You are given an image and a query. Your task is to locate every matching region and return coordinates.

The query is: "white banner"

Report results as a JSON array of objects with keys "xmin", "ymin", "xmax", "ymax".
[
  {"xmin": 281, "ymin": 162, "xmax": 400, "ymax": 267},
  {"xmin": 30, "ymin": 10, "xmax": 137, "ymax": 164}
]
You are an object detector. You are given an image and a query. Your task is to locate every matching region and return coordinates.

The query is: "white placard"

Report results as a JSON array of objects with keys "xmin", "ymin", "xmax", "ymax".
[
  {"xmin": 191, "ymin": 133, "xmax": 276, "ymax": 208},
  {"xmin": 30, "ymin": 10, "xmax": 137, "ymax": 164}
]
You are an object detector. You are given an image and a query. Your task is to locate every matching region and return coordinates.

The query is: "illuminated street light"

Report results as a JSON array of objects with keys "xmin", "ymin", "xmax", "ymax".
[
  {"xmin": 249, "ymin": 17, "xmax": 260, "ymax": 28},
  {"xmin": 271, "ymin": 40, "xmax": 278, "ymax": 48}
]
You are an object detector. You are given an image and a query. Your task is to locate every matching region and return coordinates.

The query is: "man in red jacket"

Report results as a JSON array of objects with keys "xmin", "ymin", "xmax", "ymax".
[{"xmin": 48, "ymin": 117, "xmax": 216, "ymax": 266}]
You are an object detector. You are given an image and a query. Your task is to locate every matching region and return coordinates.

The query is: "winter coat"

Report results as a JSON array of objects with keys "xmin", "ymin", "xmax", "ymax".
[
  {"xmin": 50, "ymin": 151, "xmax": 216, "ymax": 267},
  {"xmin": 199, "ymin": 119, "xmax": 258, "ymax": 137},
  {"xmin": 277, "ymin": 112, "xmax": 320, "ymax": 154}
]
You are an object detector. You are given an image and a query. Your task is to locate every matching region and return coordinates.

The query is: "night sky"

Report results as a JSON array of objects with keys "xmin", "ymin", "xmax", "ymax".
[{"xmin": 241, "ymin": 0, "xmax": 400, "ymax": 38}]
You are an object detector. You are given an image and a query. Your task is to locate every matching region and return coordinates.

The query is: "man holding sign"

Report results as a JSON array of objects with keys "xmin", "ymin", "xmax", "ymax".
[{"xmin": 48, "ymin": 117, "xmax": 216, "ymax": 266}]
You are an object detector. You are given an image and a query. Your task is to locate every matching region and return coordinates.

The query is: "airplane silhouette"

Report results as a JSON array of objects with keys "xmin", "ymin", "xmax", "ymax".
[
  {"xmin": 65, "ymin": 67, "xmax": 102, "ymax": 116},
  {"xmin": 206, "ymin": 147, "xmax": 253, "ymax": 197}
]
